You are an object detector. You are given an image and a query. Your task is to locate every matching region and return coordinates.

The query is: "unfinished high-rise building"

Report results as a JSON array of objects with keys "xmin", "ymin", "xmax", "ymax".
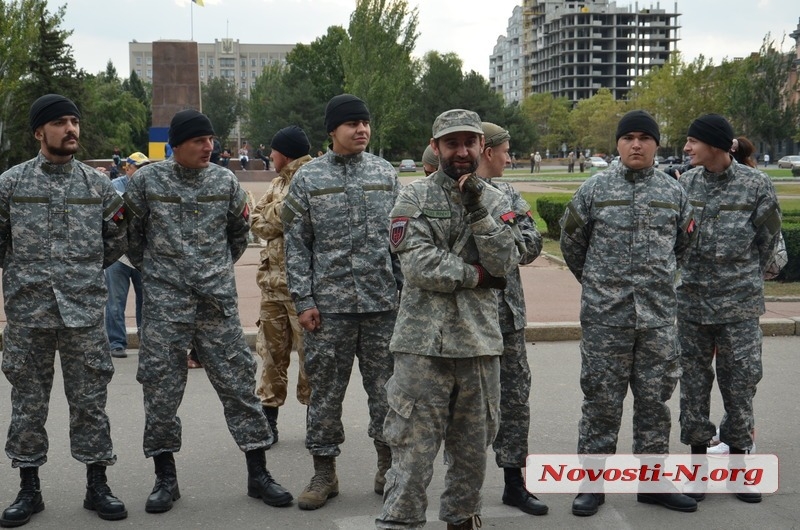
[{"xmin": 490, "ymin": 0, "xmax": 681, "ymax": 104}]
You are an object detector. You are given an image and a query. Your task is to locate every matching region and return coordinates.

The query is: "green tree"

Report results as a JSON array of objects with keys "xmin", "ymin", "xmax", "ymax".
[
  {"xmin": 4, "ymin": 2, "xmax": 84, "ymax": 167},
  {"xmin": 79, "ymin": 70, "xmax": 148, "ymax": 158},
  {"xmin": 340, "ymin": 0, "xmax": 419, "ymax": 157},
  {"xmin": 0, "ymin": 0, "xmax": 41, "ymax": 169},
  {"xmin": 569, "ymin": 88, "xmax": 624, "ymax": 156},
  {"xmin": 122, "ymin": 70, "xmax": 152, "ymax": 153},
  {"xmin": 724, "ymin": 36, "xmax": 800, "ymax": 159},
  {"xmin": 521, "ymin": 92, "xmax": 573, "ymax": 156},
  {"xmin": 245, "ymin": 26, "xmax": 348, "ymax": 154},
  {"xmin": 201, "ymin": 77, "xmax": 244, "ymax": 146}
]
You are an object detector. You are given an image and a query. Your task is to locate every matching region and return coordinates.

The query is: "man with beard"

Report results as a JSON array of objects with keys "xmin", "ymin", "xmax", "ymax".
[
  {"xmin": 282, "ymin": 94, "xmax": 401, "ymax": 510},
  {"xmin": 376, "ymin": 109, "xmax": 523, "ymax": 530},
  {"xmin": 0, "ymin": 94, "xmax": 128, "ymax": 526}
]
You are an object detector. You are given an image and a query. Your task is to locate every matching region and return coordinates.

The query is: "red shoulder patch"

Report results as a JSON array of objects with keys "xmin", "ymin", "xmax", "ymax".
[
  {"xmin": 500, "ymin": 211, "xmax": 516, "ymax": 224},
  {"xmin": 390, "ymin": 217, "xmax": 409, "ymax": 247},
  {"xmin": 242, "ymin": 203, "xmax": 250, "ymax": 219}
]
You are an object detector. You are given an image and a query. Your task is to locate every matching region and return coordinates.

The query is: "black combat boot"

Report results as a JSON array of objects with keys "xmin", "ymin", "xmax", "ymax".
[
  {"xmin": 685, "ymin": 445, "xmax": 709, "ymax": 501},
  {"xmin": 263, "ymin": 407, "xmax": 279, "ymax": 447},
  {"xmin": 572, "ymin": 493, "xmax": 604, "ymax": 516},
  {"xmin": 0, "ymin": 467, "xmax": 44, "ymax": 528},
  {"xmin": 501, "ymin": 467, "xmax": 548, "ymax": 515},
  {"xmin": 83, "ymin": 464, "xmax": 127, "ymax": 520},
  {"xmin": 145, "ymin": 452, "xmax": 180, "ymax": 513},
  {"xmin": 729, "ymin": 446, "xmax": 762, "ymax": 503},
  {"xmin": 245, "ymin": 448, "xmax": 293, "ymax": 507}
]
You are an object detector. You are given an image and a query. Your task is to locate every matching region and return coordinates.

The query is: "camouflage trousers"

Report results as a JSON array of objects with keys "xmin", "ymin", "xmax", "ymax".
[
  {"xmin": 137, "ymin": 304, "xmax": 271, "ymax": 457},
  {"xmin": 493, "ymin": 309, "xmax": 531, "ymax": 468},
  {"xmin": 678, "ymin": 318, "xmax": 762, "ymax": 451},
  {"xmin": 255, "ymin": 298, "xmax": 309, "ymax": 407},
  {"xmin": 377, "ymin": 353, "xmax": 500, "ymax": 529},
  {"xmin": 577, "ymin": 323, "xmax": 680, "ymax": 455},
  {"xmin": 1, "ymin": 322, "xmax": 116, "ymax": 468},
  {"xmin": 304, "ymin": 311, "xmax": 394, "ymax": 456}
]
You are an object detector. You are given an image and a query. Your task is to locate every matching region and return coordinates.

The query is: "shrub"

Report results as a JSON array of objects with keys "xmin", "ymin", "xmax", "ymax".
[
  {"xmin": 779, "ymin": 223, "xmax": 800, "ymax": 281},
  {"xmin": 792, "ymin": 166, "xmax": 800, "ymax": 177},
  {"xmin": 536, "ymin": 194, "xmax": 572, "ymax": 239}
]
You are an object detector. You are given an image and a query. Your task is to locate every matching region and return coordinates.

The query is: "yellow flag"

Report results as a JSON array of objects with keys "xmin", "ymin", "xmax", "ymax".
[{"xmin": 192, "ymin": 0, "xmax": 204, "ymax": 6}]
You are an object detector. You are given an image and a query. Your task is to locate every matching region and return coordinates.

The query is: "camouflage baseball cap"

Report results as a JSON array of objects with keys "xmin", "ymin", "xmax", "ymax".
[
  {"xmin": 432, "ymin": 109, "xmax": 483, "ymax": 139},
  {"xmin": 481, "ymin": 122, "xmax": 511, "ymax": 148}
]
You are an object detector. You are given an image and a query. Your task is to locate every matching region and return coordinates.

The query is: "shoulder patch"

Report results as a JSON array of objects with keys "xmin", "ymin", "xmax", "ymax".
[
  {"xmin": 500, "ymin": 210, "xmax": 516, "ymax": 225},
  {"xmin": 390, "ymin": 217, "xmax": 409, "ymax": 248}
]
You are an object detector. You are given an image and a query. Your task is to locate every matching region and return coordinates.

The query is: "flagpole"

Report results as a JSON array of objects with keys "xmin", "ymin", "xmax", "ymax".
[{"xmin": 191, "ymin": 0, "xmax": 194, "ymax": 41}]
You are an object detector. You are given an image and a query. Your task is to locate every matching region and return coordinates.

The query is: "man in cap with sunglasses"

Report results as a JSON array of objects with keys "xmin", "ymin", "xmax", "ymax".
[
  {"xmin": 0, "ymin": 94, "xmax": 129, "ymax": 526},
  {"xmin": 125, "ymin": 108, "xmax": 293, "ymax": 514},
  {"xmin": 377, "ymin": 109, "xmax": 523, "ymax": 530},
  {"xmin": 477, "ymin": 122, "xmax": 547, "ymax": 516},
  {"xmin": 104, "ymin": 152, "xmax": 150, "ymax": 359}
]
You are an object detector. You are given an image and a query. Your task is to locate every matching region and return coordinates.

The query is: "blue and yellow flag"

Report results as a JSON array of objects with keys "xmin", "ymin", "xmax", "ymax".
[{"xmin": 192, "ymin": 0, "xmax": 204, "ymax": 6}]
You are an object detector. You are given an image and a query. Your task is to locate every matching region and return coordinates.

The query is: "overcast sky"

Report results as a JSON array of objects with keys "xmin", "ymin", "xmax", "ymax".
[{"xmin": 52, "ymin": 0, "xmax": 800, "ymax": 78}]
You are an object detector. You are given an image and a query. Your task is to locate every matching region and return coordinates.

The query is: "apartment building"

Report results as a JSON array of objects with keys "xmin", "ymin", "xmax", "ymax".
[{"xmin": 490, "ymin": 0, "xmax": 680, "ymax": 104}]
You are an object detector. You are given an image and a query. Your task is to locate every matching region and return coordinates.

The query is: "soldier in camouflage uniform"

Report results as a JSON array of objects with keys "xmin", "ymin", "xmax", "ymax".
[
  {"xmin": 0, "ymin": 94, "xmax": 128, "ymax": 526},
  {"xmin": 560, "ymin": 110, "xmax": 697, "ymax": 516},
  {"xmin": 476, "ymin": 122, "xmax": 547, "ymax": 516},
  {"xmin": 376, "ymin": 109, "xmax": 523, "ymax": 530},
  {"xmin": 251, "ymin": 125, "xmax": 313, "ymax": 444},
  {"xmin": 677, "ymin": 114, "xmax": 781, "ymax": 504},
  {"xmin": 282, "ymin": 94, "xmax": 401, "ymax": 510},
  {"xmin": 125, "ymin": 109, "xmax": 293, "ymax": 514}
]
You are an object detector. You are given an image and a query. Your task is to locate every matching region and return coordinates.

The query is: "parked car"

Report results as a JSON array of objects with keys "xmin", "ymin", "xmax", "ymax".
[
  {"xmin": 398, "ymin": 159, "xmax": 417, "ymax": 172},
  {"xmin": 587, "ymin": 156, "xmax": 608, "ymax": 169},
  {"xmin": 777, "ymin": 155, "xmax": 800, "ymax": 169}
]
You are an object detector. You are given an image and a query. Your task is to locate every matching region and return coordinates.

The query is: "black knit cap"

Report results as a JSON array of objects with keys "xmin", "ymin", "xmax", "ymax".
[
  {"xmin": 324, "ymin": 94, "xmax": 370, "ymax": 133},
  {"xmin": 29, "ymin": 94, "xmax": 81, "ymax": 131},
  {"xmin": 616, "ymin": 110, "xmax": 660, "ymax": 145},
  {"xmin": 687, "ymin": 114, "xmax": 734, "ymax": 152},
  {"xmin": 169, "ymin": 109, "xmax": 215, "ymax": 147},
  {"xmin": 271, "ymin": 125, "xmax": 310, "ymax": 160}
]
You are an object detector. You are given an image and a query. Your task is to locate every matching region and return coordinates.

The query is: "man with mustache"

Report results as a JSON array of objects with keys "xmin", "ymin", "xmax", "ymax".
[
  {"xmin": 377, "ymin": 109, "xmax": 523, "ymax": 530},
  {"xmin": 124, "ymin": 109, "xmax": 292, "ymax": 514},
  {"xmin": 282, "ymin": 94, "xmax": 401, "ymax": 510},
  {"xmin": 0, "ymin": 94, "xmax": 128, "ymax": 526}
]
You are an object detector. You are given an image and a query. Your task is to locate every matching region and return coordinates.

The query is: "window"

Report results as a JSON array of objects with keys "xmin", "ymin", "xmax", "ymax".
[
  {"xmin": 146, "ymin": 57, "xmax": 152, "ymax": 65},
  {"xmin": 136, "ymin": 57, "xmax": 142, "ymax": 66}
]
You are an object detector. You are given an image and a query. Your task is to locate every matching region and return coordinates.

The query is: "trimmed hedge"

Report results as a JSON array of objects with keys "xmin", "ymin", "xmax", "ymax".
[
  {"xmin": 779, "ymin": 223, "xmax": 800, "ymax": 281},
  {"xmin": 792, "ymin": 166, "xmax": 800, "ymax": 177},
  {"xmin": 536, "ymin": 194, "xmax": 572, "ymax": 239}
]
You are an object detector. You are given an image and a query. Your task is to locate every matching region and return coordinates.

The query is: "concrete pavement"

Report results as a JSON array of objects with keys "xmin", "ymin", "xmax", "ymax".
[{"xmin": 0, "ymin": 337, "xmax": 798, "ymax": 528}]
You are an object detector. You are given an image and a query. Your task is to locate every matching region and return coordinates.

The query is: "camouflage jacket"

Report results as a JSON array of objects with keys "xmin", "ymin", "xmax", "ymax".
[
  {"xmin": 482, "ymin": 178, "xmax": 542, "ymax": 332},
  {"xmin": 560, "ymin": 164, "xmax": 695, "ymax": 329},
  {"xmin": 0, "ymin": 153, "xmax": 126, "ymax": 327},
  {"xmin": 281, "ymin": 150, "xmax": 401, "ymax": 314},
  {"xmin": 251, "ymin": 155, "xmax": 312, "ymax": 302},
  {"xmin": 677, "ymin": 160, "xmax": 781, "ymax": 324},
  {"xmin": 388, "ymin": 171, "xmax": 523, "ymax": 358},
  {"xmin": 124, "ymin": 160, "xmax": 250, "ymax": 323}
]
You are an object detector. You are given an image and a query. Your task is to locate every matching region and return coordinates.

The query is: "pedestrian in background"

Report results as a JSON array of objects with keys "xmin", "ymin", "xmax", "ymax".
[
  {"xmin": 560, "ymin": 110, "xmax": 697, "ymax": 516},
  {"xmin": 125, "ymin": 109, "xmax": 293, "ymax": 514},
  {"xmin": 678, "ymin": 114, "xmax": 781, "ymax": 504},
  {"xmin": 421, "ymin": 144, "xmax": 439, "ymax": 176},
  {"xmin": 104, "ymin": 152, "xmax": 149, "ymax": 359},
  {"xmin": 377, "ymin": 109, "xmax": 522, "ymax": 530},
  {"xmin": 477, "ymin": 122, "xmax": 547, "ymax": 517},
  {"xmin": 282, "ymin": 94, "xmax": 401, "ymax": 510},
  {"xmin": 251, "ymin": 125, "xmax": 313, "ymax": 446},
  {"xmin": 0, "ymin": 94, "xmax": 128, "ymax": 526}
]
